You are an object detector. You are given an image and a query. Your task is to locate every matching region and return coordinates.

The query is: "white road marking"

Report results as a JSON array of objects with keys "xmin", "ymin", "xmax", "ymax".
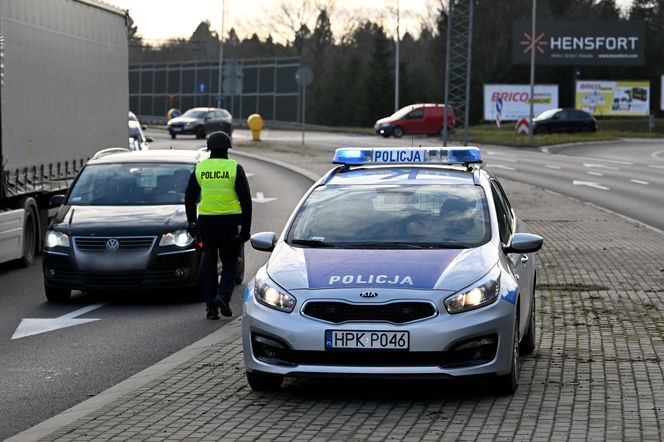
[
  {"xmin": 652, "ymin": 150, "xmax": 664, "ymax": 160},
  {"xmin": 583, "ymin": 163, "xmax": 619, "ymax": 170},
  {"xmin": 489, "ymin": 164, "xmax": 516, "ymax": 171},
  {"xmin": 252, "ymin": 192, "xmax": 277, "ymax": 203},
  {"xmin": 648, "ymin": 165, "xmax": 664, "ymax": 170},
  {"xmin": 496, "ymin": 158, "xmax": 518, "ymax": 163},
  {"xmin": 587, "ymin": 171, "xmax": 604, "ymax": 176},
  {"xmin": 630, "ymin": 179, "xmax": 649, "ymax": 185},
  {"xmin": 11, "ymin": 304, "xmax": 105, "ymax": 340},
  {"xmin": 545, "ymin": 165, "xmax": 561, "ymax": 169},
  {"xmin": 573, "ymin": 180, "xmax": 610, "ymax": 191}
]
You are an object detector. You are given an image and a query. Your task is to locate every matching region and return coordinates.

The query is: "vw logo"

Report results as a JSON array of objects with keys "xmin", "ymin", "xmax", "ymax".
[
  {"xmin": 105, "ymin": 238, "xmax": 120, "ymax": 252},
  {"xmin": 359, "ymin": 291, "xmax": 378, "ymax": 298}
]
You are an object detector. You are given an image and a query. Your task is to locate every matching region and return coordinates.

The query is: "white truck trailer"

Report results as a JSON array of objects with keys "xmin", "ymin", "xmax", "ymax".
[{"xmin": 0, "ymin": 0, "xmax": 128, "ymax": 266}]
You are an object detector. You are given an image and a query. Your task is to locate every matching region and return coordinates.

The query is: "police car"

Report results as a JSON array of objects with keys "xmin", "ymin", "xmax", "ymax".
[{"xmin": 243, "ymin": 147, "xmax": 543, "ymax": 394}]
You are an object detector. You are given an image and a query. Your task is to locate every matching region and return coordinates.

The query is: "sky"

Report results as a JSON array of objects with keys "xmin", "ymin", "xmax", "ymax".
[{"xmin": 107, "ymin": 0, "xmax": 635, "ymax": 46}]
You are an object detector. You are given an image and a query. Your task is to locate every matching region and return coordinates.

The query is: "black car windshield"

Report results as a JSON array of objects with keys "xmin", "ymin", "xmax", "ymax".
[
  {"xmin": 181, "ymin": 110, "xmax": 207, "ymax": 119},
  {"xmin": 287, "ymin": 184, "xmax": 491, "ymax": 248},
  {"xmin": 67, "ymin": 163, "xmax": 194, "ymax": 206}
]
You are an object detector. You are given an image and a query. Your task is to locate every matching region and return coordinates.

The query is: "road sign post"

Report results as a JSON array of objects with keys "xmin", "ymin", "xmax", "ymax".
[{"xmin": 295, "ymin": 67, "xmax": 313, "ymax": 145}]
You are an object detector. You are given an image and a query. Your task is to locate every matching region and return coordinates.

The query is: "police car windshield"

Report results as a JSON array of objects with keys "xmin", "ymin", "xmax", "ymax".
[
  {"xmin": 67, "ymin": 163, "xmax": 194, "ymax": 206},
  {"xmin": 288, "ymin": 184, "xmax": 491, "ymax": 248}
]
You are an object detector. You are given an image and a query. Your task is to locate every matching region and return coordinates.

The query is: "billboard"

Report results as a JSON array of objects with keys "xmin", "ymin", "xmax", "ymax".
[
  {"xmin": 513, "ymin": 20, "xmax": 645, "ymax": 66},
  {"xmin": 483, "ymin": 84, "xmax": 558, "ymax": 121},
  {"xmin": 576, "ymin": 80, "xmax": 650, "ymax": 116}
]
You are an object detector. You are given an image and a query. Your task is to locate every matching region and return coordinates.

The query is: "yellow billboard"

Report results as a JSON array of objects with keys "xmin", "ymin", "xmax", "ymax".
[{"xmin": 576, "ymin": 80, "xmax": 650, "ymax": 116}]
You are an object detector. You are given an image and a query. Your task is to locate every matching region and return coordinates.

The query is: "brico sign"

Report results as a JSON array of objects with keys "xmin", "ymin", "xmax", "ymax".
[
  {"xmin": 483, "ymin": 84, "xmax": 558, "ymax": 121},
  {"xmin": 512, "ymin": 20, "xmax": 645, "ymax": 66}
]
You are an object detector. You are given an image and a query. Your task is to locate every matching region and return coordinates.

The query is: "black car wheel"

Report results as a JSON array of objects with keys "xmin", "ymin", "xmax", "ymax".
[
  {"xmin": 170, "ymin": 132, "xmax": 176, "ymax": 139},
  {"xmin": 246, "ymin": 371, "xmax": 283, "ymax": 391},
  {"xmin": 196, "ymin": 126, "xmax": 206, "ymax": 139},
  {"xmin": 392, "ymin": 126, "xmax": 404, "ymax": 138},
  {"xmin": 45, "ymin": 285, "xmax": 71, "ymax": 302}
]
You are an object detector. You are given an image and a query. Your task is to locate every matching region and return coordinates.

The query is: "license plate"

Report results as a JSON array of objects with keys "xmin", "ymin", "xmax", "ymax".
[
  {"xmin": 172, "ymin": 127, "xmax": 182, "ymax": 132},
  {"xmin": 325, "ymin": 330, "xmax": 409, "ymax": 350},
  {"xmin": 84, "ymin": 254, "xmax": 148, "ymax": 271}
]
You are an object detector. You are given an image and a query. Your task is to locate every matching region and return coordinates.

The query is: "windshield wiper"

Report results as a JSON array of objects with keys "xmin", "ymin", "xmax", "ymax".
[
  {"xmin": 343, "ymin": 242, "xmax": 470, "ymax": 249},
  {"xmin": 290, "ymin": 239, "xmax": 337, "ymax": 248}
]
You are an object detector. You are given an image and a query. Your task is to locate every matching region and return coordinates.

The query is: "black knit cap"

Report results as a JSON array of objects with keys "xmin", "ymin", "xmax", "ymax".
[{"xmin": 207, "ymin": 131, "xmax": 232, "ymax": 150}]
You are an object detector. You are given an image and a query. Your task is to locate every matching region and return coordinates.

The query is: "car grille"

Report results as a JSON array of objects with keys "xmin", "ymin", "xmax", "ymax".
[
  {"xmin": 73, "ymin": 236, "xmax": 156, "ymax": 253},
  {"xmin": 302, "ymin": 301, "xmax": 436, "ymax": 324},
  {"xmin": 52, "ymin": 270, "xmax": 179, "ymax": 287}
]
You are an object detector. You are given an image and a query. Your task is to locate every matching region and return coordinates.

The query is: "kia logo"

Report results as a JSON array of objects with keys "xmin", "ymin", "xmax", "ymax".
[
  {"xmin": 359, "ymin": 291, "xmax": 378, "ymax": 298},
  {"xmin": 105, "ymin": 238, "xmax": 120, "ymax": 252}
]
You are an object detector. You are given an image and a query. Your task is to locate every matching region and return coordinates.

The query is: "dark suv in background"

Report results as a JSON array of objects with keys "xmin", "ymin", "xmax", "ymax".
[
  {"xmin": 167, "ymin": 107, "xmax": 233, "ymax": 139},
  {"xmin": 532, "ymin": 108, "xmax": 597, "ymax": 134}
]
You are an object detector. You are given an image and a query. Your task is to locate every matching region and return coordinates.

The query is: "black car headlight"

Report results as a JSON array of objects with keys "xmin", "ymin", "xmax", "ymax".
[
  {"xmin": 45, "ymin": 230, "xmax": 70, "ymax": 248},
  {"xmin": 159, "ymin": 230, "xmax": 194, "ymax": 247},
  {"xmin": 444, "ymin": 266, "xmax": 501, "ymax": 314},
  {"xmin": 255, "ymin": 275, "xmax": 296, "ymax": 313}
]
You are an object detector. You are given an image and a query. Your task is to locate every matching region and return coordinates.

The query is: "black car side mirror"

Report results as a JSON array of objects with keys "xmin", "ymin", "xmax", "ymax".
[
  {"xmin": 504, "ymin": 233, "xmax": 543, "ymax": 254},
  {"xmin": 250, "ymin": 232, "xmax": 277, "ymax": 252},
  {"xmin": 49, "ymin": 194, "xmax": 66, "ymax": 207}
]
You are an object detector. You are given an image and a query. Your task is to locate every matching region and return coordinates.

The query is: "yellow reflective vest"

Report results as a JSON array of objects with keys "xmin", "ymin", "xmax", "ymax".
[{"xmin": 195, "ymin": 159, "xmax": 242, "ymax": 215}]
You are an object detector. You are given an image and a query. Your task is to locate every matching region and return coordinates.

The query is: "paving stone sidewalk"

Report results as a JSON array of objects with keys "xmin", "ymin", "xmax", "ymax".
[{"xmin": 24, "ymin": 143, "xmax": 664, "ymax": 441}]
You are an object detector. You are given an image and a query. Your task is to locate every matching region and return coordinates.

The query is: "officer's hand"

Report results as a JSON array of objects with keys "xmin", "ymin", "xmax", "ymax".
[
  {"xmin": 187, "ymin": 221, "xmax": 199, "ymax": 237},
  {"xmin": 238, "ymin": 229, "xmax": 251, "ymax": 243}
]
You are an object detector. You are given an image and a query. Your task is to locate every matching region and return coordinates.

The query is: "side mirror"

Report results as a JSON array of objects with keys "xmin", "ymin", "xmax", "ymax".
[
  {"xmin": 49, "ymin": 194, "xmax": 66, "ymax": 207},
  {"xmin": 250, "ymin": 232, "xmax": 277, "ymax": 252},
  {"xmin": 504, "ymin": 233, "xmax": 543, "ymax": 254},
  {"xmin": 145, "ymin": 137, "xmax": 154, "ymax": 143},
  {"xmin": 141, "ymin": 125, "xmax": 147, "ymax": 131},
  {"xmin": 204, "ymin": 116, "xmax": 211, "ymax": 122}
]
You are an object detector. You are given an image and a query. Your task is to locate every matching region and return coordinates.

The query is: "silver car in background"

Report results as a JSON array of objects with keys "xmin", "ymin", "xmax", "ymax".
[{"xmin": 243, "ymin": 147, "xmax": 543, "ymax": 394}]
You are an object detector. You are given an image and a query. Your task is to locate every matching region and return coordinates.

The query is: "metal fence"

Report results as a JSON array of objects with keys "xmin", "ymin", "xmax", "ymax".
[{"xmin": 129, "ymin": 56, "xmax": 301, "ymax": 124}]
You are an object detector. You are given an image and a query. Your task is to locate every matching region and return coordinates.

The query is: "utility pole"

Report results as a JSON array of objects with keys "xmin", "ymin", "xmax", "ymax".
[
  {"xmin": 528, "ymin": 0, "xmax": 536, "ymax": 136},
  {"xmin": 216, "ymin": 0, "xmax": 226, "ymax": 109},
  {"xmin": 394, "ymin": 0, "xmax": 400, "ymax": 112}
]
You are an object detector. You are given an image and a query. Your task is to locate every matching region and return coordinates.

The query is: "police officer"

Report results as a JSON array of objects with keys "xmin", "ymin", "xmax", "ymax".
[{"xmin": 185, "ymin": 131, "xmax": 252, "ymax": 320}]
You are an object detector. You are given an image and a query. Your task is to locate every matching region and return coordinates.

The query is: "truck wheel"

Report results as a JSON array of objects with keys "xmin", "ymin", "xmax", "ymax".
[
  {"xmin": 246, "ymin": 371, "xmax": 283, "ymax": 391},
  {"xmin": 19, "ymin": 198, "xmax": 39, "ymax": 267},
  {"xmin": 45, "ymin": 285, "xmax": 71, "ymax": 302},
  {"xmin": 392, "ymin": 126, "xmax": 404, "ymax": 138}
]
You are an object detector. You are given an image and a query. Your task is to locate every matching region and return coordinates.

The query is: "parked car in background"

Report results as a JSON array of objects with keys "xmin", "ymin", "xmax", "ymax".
[
  {"xmin": 129, "ymin": 120, "xmax": 152, "ymax": 151},
  {"xmin": 374, "ymin": 103, "xmax": 456, "ymax": 138},
  {"xmin": 532, "ymin": 108, "xmax": 597, "ymax": 134},
  {"xmin": 167, "ymin": 107, "xmax": 233, "ymax": 139}
]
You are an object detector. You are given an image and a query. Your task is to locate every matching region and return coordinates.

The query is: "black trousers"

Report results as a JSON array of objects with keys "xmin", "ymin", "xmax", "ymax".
[{"xmin": 200, "ymin": 225, "xmax": 240, "ymax": 309}]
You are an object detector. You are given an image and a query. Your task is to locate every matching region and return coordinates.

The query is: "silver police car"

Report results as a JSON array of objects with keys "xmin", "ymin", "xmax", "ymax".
[{"xmin": 243, "ymin": 147, "xmax": 543, "ymax": 394}]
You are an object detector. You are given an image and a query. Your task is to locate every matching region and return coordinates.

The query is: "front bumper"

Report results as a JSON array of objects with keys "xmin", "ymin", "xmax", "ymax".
[
  {"xmin": 374, "ymin": 125, "xmax": 393, "ymax": 136},
  {"xmin": 242, "ymin": 289, "xmax": 516, "ymax": 379},
  {"xmin": 168, "ymin": 125, "xmax": 197, "ymax": 135},
  {"xmin": 43, "ymin": 247, "xmax": 202, "ymax": 290}
]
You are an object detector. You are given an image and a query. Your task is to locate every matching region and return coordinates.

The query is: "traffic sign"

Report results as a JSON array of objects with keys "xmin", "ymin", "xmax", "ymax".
[
  {"xmin": 495, "ymin": 97, "xmax": 504, "ymax": 113},
  {"xmin": 516, "ymin": 118, "xmax": 530, "ymax": 136},
  {"xmin": 295, "ymin": 67, "xmax": 313, "ymax": 87},
  {"xmin": 197, "ymin": 82, "xmax": 208, "ymax": 93}
]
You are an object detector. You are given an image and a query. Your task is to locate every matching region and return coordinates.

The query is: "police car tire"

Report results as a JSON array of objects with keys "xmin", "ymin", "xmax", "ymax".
[
  {"xmin": 520, "ymin": 280, "xmax": 537, "ymax": 355},
  {"xmin": 246, "ymin": 371, "xmax": 283, "ymax": 391},
  {"xmin": 45, "ymin": 285, "xmax": 71, "ymax": 302},
  {"xmin": 392, "ymin": 126, "xmax": 404, "ymax": 138},
  {"xmin": 496, "ymin": 316, "xmax": 520, "ymax": 395}
]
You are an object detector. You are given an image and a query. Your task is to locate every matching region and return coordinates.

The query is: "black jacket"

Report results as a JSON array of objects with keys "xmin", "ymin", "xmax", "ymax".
[{"xmin": 185, "ymin": 150, "xmax": 252, "ymax": 238}]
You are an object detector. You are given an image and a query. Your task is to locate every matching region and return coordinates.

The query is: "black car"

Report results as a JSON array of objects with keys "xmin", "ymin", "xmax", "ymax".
[
  {"xmin": 167, "ymin": 107, "xmax": 233, "ymax": 140},
  {"xmin": 42, "ymin": 149, "xmax": 244, "ymax": 302},
  {"xmin": 532, "ymin": 108, "xmax": 597, "ymax": 134}
]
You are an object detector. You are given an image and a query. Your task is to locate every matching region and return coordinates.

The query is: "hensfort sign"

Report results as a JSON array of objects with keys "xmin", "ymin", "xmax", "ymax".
[{"xmin": 512, "ymin": 21, "xmax": 645, "ymax": 66}]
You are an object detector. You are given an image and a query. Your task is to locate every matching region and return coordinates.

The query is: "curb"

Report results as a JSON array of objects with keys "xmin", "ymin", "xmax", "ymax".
[{"xmin": 230, "ymin": 148, "xmax": 323, "ymax": 183}]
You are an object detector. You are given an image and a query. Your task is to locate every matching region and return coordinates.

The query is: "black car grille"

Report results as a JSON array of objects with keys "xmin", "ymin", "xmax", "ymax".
[
  {"xmin": 302, "ymin": 301, "xmax": 436, "ymax": 324},
  {"xmin": 52, "ymin": 270, "xmax": 179, "ymax": 287},
  {"xmin": 73, "ymin": 237, "xmax": 156, "ymax": 252}
]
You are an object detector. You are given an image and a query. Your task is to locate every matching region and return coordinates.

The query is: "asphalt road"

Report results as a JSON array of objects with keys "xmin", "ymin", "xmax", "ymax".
[
  {"xmin": 224, "ymin": 128, "xmax": 664, "ymax": 230},
  {"xmin": 0, "ymin": 144, "xmax": 312, "ymax": 439}
]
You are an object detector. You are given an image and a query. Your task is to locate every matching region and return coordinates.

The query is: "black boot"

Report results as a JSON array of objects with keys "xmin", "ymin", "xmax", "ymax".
[
  {"xmin": 206, "ymin": 307, "xmax": 220, "ymax": 320},
  {"xmin": 214, "ymin": 296, "xmax": 233, "ymax": 317}
]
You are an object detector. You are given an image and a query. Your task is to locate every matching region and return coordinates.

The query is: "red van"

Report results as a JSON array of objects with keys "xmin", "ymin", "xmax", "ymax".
[{"xmin": 374, "ymin": 103, "xmax": 456, "ymax": 138}]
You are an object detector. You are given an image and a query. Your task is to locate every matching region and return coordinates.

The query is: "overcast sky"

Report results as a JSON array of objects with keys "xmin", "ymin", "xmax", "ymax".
[{"xmin": 108, "ymin": 0, "xmax": 635, "ymax": 45}]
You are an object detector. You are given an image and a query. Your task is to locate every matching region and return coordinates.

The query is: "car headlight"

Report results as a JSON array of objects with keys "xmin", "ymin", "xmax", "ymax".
[
  {"xmin": 45, "ymin": 230, "xmax": 70, "ymax": 248},
  {"xmin": 444, "ymin": 267, "xmax": 500, "ymax": 314},
  {"xmin": 255, "ymin": 276, "xmax": 296, "ymax": 313},
  {"xmin": 159, "ymin": 229, "xmax": 194, "ymax": 247}
]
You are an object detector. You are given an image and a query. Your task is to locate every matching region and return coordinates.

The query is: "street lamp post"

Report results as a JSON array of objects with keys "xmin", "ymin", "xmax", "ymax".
[
  {"xmin": 394, "ymin": 0, "xmax": 400, "ymax": 112},
  {"xmin": 217, "ymin": 0, "xmax": 226, "ymax": 109},
  {"xmin": 528, "ymin": 0, "xmax": 536, "ymax": 137}
]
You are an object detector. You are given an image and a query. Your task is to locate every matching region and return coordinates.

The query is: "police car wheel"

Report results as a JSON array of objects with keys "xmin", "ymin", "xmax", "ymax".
[
  {"xmin": 496, "ymin": 316, "xmax": 520, "ymax": 395},
  {"xmin": 520, "ymin": 277, "xmax": 537, "ymax": 355},
  {"xmin": 246, "ymin": 371, "xmax": 283, "ymax": 391},
  {"xmin": 45, "ymin": 285, "xmax": 71, "ymax": 302}
]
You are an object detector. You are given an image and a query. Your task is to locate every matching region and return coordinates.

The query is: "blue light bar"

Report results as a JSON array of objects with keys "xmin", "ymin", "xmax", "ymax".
[{"xmin": 333, "ymin": 147, "xmax": 482, "ymax": 165}]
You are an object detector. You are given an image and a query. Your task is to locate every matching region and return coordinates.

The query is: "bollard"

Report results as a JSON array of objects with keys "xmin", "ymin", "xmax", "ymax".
[{"xmin": 247, "ymin": 114, "xmax": 264, "ymax": 141}]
